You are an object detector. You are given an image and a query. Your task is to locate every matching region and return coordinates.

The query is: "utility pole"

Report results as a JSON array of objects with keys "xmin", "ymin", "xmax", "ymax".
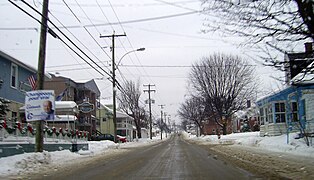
[
  {"xmin": 164, "ymin": 112, "xmax": 167, "ymax": 138},
  {"xmin": 35, "ymin": 0, "xmax": 49, "ymax": 152},
  {"xmin": 158, "ymin": 104, "xmax": 165, "ymax": 140},
  {"xmin": 100, "ymin": 32, "xmax": 126, "ymax": 143},
  {"xmin": 143, "ymin": 84, "xmax": 155, "ymax": 139}
]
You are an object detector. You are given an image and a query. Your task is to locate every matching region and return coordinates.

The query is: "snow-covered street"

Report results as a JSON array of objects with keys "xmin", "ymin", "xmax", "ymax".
[{"xmin": 1, "ymin": 132, "xmax": 314, "ymax": 179}]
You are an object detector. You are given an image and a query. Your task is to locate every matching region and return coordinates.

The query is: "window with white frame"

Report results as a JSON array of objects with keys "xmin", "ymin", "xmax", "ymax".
[
  {"xmin": 19, "ymin": 81, "xmax": 32, "ymax": 92},
  {"xmin": 267, "ymin": 104, "xmax": 273, "ymax": 123},
  {"xmin": 275, "ymin": 102, "xmax": 286, "ymax": 123},
  {"xmin": 291, "ymin": 101, "xmax": 298, "ymax": 122},
  {"xmin": 11, "ymin": 64, "xmax": 18, "ymax": 88}
]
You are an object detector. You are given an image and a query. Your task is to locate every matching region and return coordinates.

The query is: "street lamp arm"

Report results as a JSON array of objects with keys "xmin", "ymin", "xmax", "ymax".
[{"xmin": 116, "ymin": 48, "xmax": 145, "ymax": 67}]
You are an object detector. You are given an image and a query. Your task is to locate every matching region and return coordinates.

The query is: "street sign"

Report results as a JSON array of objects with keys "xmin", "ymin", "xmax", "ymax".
[{"xmin": 78, "ymin": 102, "xmax": 94, "ymax": 113}]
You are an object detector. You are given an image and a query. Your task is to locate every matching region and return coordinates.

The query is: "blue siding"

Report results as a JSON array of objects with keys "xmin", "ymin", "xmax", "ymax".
[
  {"xmin": 257, "ymin": 85, "xmax": 314, "ymax": 126},
  {"xmin": 0, "ymin": 53, "xmax": 35, "ymax": 103}
]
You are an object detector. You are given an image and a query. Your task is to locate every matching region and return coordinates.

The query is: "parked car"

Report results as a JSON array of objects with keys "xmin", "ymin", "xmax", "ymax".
[
  {"xmin": 117, "ymin": 135, "xmax": 127, "ymax": 143},
  {"xmin": 90, "ymin": 133, "xmax": 114, "ymax": 141},
  {"xmin": 90, "ymin": 133, "xmax": 127, "ymax": 143}
]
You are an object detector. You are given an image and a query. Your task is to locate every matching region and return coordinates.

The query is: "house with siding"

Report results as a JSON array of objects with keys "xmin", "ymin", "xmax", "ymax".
[
  {"xmin": 0, "ymin": 50, "xmax": 38, "ymax": 122},
  {"xmin": 97, "ymin": 104, "xmax": 135, "ymax": 141},
  {"xmin": 257, "ymin": 43, "xmax": 314, "ymax": 136},
  {"xmin": 257, "ymin": 84, "xmax": 314, "ymax": 136}
]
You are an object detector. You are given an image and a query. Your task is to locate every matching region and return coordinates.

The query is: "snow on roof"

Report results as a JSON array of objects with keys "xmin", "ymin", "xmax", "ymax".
[
  {"xmin": 46, "ymin": 115, "xmax": 77, "ymax": 122},
  {"xmin": 55, "ymin": 101, "xmax": 77, "ymax": 109},
  {"xmin": 103, "ymin": 105, "xmax": 133, "ymax": 119}
]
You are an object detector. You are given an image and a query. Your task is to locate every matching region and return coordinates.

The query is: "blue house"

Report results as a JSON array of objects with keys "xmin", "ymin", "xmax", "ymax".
[
  {"xmin": 257, "ymin": 43, "xmax": 314, "ymax": 136},
  {"xmin": 257, "ymin": 84, "xmax": 314, "ymax": 136},
  {"xmin": 0, "ymin": 50, "xmax": 37, "ymax": 121}
]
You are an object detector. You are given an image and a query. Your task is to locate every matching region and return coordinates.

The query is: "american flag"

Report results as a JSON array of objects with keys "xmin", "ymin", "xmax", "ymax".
[{"xmin": 28, "ymin": 74, "xmax": 37, "ymax": 90}]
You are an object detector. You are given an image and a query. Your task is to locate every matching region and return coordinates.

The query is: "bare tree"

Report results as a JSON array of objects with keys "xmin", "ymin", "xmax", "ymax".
[
  {"xmin": 201, "ymin": 0, "xmax": 313, "ymax": 48},
  {"xmin": 189, "ymin": 53, "xmax": 257, "ymax": 134},
  {"xmin": 178, "ymin": 96, "xmax": 207, "ymax": 136},
  {"xmin": 201, "ymin": 0, "xmax": 314, "ymax": 77},
  {"xmin": 117, "ymin": 79, "xmax": 147, "ymax": 138}
]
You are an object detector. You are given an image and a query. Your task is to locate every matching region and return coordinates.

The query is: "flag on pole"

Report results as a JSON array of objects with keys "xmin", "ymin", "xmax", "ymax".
[
  {"xmin": 27, "ymin": 74, "xmax": 37, "ymax": 90},
  {"xmin": 56, "ymin": 88, "xmax": 67, "ymax": 101}
]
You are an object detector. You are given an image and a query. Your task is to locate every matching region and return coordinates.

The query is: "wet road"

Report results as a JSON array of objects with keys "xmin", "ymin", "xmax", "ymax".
[{"xmin": 42, "ymin": 134, "xmax": 254, "ymax": 180}]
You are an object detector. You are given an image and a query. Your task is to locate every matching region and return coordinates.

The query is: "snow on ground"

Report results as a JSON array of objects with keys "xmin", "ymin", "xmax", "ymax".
[
  {"xmin": 1, "ymin": 132, "xmax": 314, "ymax": 177},
  {"xmin": 185, "ymin": 131, "xmax": 314, "ymax": 157}
]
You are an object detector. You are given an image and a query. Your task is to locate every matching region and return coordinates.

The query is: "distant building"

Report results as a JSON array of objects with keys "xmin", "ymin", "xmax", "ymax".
[
  {"xmin": 44, "ymin": 74, "xmax": 100, "ymax": 136},
  {"xmin": 97, "ymin": 104, "xmax": 135, "ymax": 141}
]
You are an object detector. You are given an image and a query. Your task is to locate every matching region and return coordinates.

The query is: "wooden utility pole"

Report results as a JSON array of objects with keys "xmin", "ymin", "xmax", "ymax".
[
  {"xmin": 164, "ymin": 112, "xmax": 167, "ymax": 138},
  {"xmin": 158, "ymin": 104, "xmax": 165, "ymax": 140},
  {"xmin": 143, "ymin": 84, "xmax": 155, "ymax": 139},
  {"xmin": 100, "ymin": 32, "xmax": 126, "ymax": 143},
  {"xmin": 35, "ymin": 0, "xmax": 49, "ymax": 152}
]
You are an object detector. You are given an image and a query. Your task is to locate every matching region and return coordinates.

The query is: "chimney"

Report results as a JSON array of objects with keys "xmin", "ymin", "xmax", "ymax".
[{"xmin": 305, "ymin": 42, "xmax": 313, "ymax": 53}]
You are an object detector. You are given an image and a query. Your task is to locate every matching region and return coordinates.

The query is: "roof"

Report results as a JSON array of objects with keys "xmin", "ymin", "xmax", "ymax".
[
  {"xmin": 103, "ymin": 105, "xmax": 133, "ymax": 119},
  {"xmin": 0, "ymin": 50, "xmax": 36, "ymax": 73},
  {"xmin": 77, "ymin": 79, "xmax": 100, "ymax": 97},
  {"xmin": 0, "ymin": 50, "xmax": 51, "ymax": 79}
]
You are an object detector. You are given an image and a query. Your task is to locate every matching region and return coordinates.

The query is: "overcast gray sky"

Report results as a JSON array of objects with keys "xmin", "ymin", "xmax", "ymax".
[{"xmin": 0, "ymin": 0, "xmax": 293, "ymax": 123}]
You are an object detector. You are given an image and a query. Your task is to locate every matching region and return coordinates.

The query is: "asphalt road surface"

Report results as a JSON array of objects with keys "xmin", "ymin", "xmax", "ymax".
[{"xmin": 37, "ymin": 134, "xmax": 256, "ymax": 180}]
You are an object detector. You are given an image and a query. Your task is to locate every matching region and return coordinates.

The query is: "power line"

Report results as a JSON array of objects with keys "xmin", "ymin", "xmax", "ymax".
[
  {"xmin": 14, "ymin": 0, "xmax": 112, "ymax": 78},
  {"xmin": 48, "ymin": 4, "xmax": 110, "ymax": 73},
  {"xmin": 0, "ymin": 11, "xmax": 200, "ymax": 30},
  {"xmin": 105, "ymin": 1, "xmax": 168, "ymax": 108}
]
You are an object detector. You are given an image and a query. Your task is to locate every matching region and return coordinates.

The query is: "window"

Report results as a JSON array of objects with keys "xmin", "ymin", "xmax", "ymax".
[
  {"xmin": 259, "ymin": 108, "xmax": 265, "ymax": 125},
  {"xmin": 291, "ymin": 102, "xmax": 298, "ymax": 122},
  {"xmin": 267, "ymin": 104, "xmax": 273, "ymax": 123},
  {"xmin": 19, "ymin": 81, "xmax": 32, "ymax": 92},
  {"xmin": 275, "ymin": 102, "xmax": 286, "ymax": 123},
  {"xmin": 11, "ymin": 64, "xmax": 18, "ymax": 88}
]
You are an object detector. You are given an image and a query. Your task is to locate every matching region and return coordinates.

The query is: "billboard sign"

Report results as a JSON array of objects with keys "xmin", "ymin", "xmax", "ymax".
[{"xmin": 25, "ymin": 90, "xmax": 55, "ymax": 121}]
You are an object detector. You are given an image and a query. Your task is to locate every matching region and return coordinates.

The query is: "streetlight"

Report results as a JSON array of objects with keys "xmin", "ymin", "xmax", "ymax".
[
  {"xmin": 116, "ymin": 48, "xmax": 145, "ymax": 68},
  {"xmin": 112, "ymin": 47, "xmax": 145, "ymax": 142}
]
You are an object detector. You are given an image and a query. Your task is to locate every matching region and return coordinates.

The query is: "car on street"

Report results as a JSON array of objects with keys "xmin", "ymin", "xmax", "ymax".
[{"xmin": 90, "ymin": 133, "xmax": 127, "ymax": 143}]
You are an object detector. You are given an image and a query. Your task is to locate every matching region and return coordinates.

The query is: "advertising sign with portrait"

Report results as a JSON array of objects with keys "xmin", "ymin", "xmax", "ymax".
[{"xmin": 25, "ymin": 90, "xmax": 55, "ymax": 121}]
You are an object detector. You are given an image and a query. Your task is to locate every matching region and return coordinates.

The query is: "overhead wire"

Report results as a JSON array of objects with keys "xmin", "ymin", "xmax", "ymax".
[
  {"xmin": 106, "ymin": 0, "xmax": 159, "ymax": 111},
  {"xmin": 95, "ymin": 0, "xmax": 136, "ymax": 92},
  {"xmin": 7, "ymin": 0, "xmax": 107, "ymax": 77},
  {"xmin": 106, "ymin": 0, "xmax": 144, "ymax": 82},
  {"xmin": 16, "ymin": 0, "xmax": 112, "ymax": 78},
  {"xmin": 64, "ymin": 0, "xmax": 111, "ymax": 69},
  {"xmin": 63, "ymin": 0, "xmax": 146, "ymax": 111},
  {"xmin": 105, "ymin": 1, "xmax": 149, "ymax": 83},
  {"xmin": 0, "ymin": 10, "xmax": 201, "ymax": 30},
  {"xmin": 48, "ymin": 8, "xmax": 109, "ymax": 76}
]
